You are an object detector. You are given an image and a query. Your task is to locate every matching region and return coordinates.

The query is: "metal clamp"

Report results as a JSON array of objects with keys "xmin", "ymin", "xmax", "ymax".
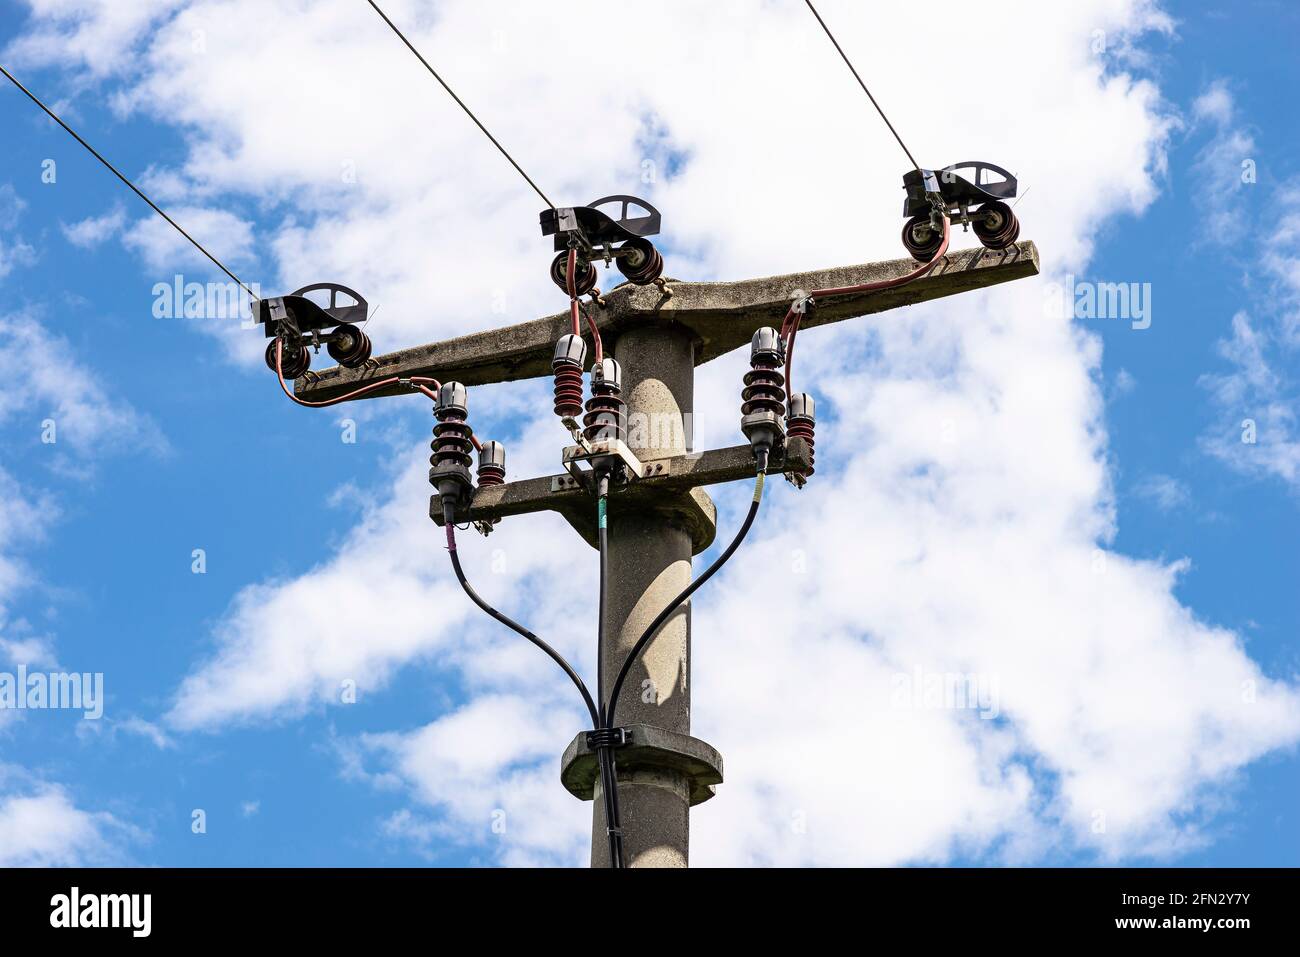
[
  {"xmin": 586, "ymin": 727, "xmax": 630, "ymax": 750},
  {"xmin": 562, "ymin": 437, "xmax": 645, "ymax": 489},
  {"xmin": 561, "ymin": 724, "xmax": 725, "ymax": 807}
]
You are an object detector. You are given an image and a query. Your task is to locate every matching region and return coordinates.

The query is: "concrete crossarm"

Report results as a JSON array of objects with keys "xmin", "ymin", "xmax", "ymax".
[{"xmin": 296, "ymin": 240, "xmax": 1039, "ymax": 402}]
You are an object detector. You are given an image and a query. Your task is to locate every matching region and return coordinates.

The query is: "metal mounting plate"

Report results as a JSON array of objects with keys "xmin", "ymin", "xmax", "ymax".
[{"xmin": 561, "ymin": 437, "xmax": 645, "ymax": 485}]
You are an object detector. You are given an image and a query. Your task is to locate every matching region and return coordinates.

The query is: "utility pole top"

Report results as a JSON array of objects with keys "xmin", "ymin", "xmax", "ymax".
[
  {"xmin": 303, "ymin": 234, "xmax": 1041, "ymax": 867},
  {"xmin": 296, "ymin": 241, "xmax": 1039, "ymax": 402}
]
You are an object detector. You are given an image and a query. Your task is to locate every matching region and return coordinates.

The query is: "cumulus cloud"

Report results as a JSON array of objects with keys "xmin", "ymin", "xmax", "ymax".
[
  {"xmin": 61, "ymin": 206, "xmax": 126, "ymax": 248},
  {"xmin": 1192, "ymin": 79, "xmax": 1235, "ymax": 126},
  {"xmin": 0, "ymin": 184, "xmax": 37, "ymax": 279},
  {"xmin": 1133, "ymin": 473, "xmax": 1191, "ymax": 511},
  {"xmin": 1190, "ymin": 81, "xmax": 1300, "ymax": 492},
  {"xmin": 0, "ymin": 767, "xmax": 137, "ymax": 866},
  {"xmin": 14, "ymin": 0, "xmax": 1299, "ymax": 866},
  {"xmin": 357, "ymin": 695, "xmax": 588, "ymax": 866},
  {"xmin": 1200, "ymin": 311, "xmax": 1300, "ymax": 487},
  {"xmin": 3, "ymin": 0, "xmax": 184, "ymax": 79},
  {"xmin": 121, "ymin": 206, "xmax": 254, "ymax": 276},
  {"xmin": 0, "ymin": 310, "xmax": 169, "ymax": 459}
]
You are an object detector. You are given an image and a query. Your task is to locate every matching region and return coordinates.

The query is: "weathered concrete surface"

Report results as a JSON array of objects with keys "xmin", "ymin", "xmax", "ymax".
[
  {"xmin": 297, "ymin": 240, "xmax": 1040, "ymax": 402},
  {"xmin": 590, "ymin": 323, "xmax": 697, "ymax": 868}
]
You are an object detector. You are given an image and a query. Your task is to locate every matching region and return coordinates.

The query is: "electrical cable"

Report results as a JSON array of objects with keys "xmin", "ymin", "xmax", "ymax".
[
  {"xmin": 594, "ymin": 475, "xmax": 625, "ymax": 868},
  {"xmin": 606, "ymin": 457, "xmax": 769, "ymax": 728},
  {"xmin": 781, "ymin": 214, "xmax": 950, "ymax": 395},
  {"xmin": 364, "ymin": 0, "xmax": 555, "ymax": 210},
  {"xmin": 0, "ymin": 62, "xmax": 259, "ymax": 303},
  {"xmin": 272, "ymin": 339, "xmax": 441, "ymax": 408},
  {"xmin": 801, "ymin": 0, "xmax": 921, "ymax": 172},
  {"xmin": 566, "ymin": 247, "xmax": 604, "ymax": 364},
  {"xmin": 442, "ymin": 502, "xmax": 600, "ymax": 728}
]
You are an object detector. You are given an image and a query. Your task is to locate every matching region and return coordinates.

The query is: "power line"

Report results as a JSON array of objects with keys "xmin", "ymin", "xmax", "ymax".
[
  {"xmin": 0, "ymin": 62, "xmax": 259, "ymax": 302},
  {"xmin": 802, "ymin": 0, "xmax": 922, "ymax": 172},
  {"xmin": 365, "ymin": 0, "xmax": 555, "ymax": 209}
]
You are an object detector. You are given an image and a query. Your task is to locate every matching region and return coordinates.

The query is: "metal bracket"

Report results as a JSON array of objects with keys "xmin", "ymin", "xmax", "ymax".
[
  {"xmin": 562, "ymin": 437, "xmax": 645, "ymax": 488},
  {"xmin": 585, "ymin": 727, "xmax": 631, "ymax": 750}
]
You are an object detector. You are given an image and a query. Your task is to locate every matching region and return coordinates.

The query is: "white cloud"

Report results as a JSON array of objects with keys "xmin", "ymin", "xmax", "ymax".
[
  {"xmin": 166, "ymin": 440, "xmax": 599, "ymax": 730},
  {"xmin": 0, "ymin": 184, "xmax": 37, "ymax": 279},
  {"xmin": 357, "ymin": 695, "xmax": 587, "ymax": 866},
  {"xmin": 61, "ymin": 206, "xmax": 126, "ymax": 248},
  {"xmin": 1189, "ymin": 81, "xmax": 1300, "ymax": 492},
  {"xmin": 0, "ymin": 633, "xmax": 60, "ymax": 669},
  {"xmin": 1200, "ymin": 312, "xmax": 1300, "ymax": 486},
  {"xmin": 0, "ymin": 767, "xmax": 137, "ymax": 866},
  {"xmin": 1133, "ymin": 473, "xmax": 1191, "ymax": 511},
  {"xmin": 14, "ymin": 0, "xmax": 1300, "ymax": 866},
  {"xmin": 0, "ymin": 310, "xmax": 169, "ymax": 459},
  {"xmin": 1188, "ymin": 81, "xmax": 1255, "ymax": 249},
  {"xmin": 82, "ymin": 715, "xmax": 177, "ymax": 750},
  {"xmin": 0, "ymin": 466, "xmax": 57, "ymax": 639},
  {"xmin": 121, "ymin": 206, "xmax": 254, "ymax": 276},
  {"xmin": 0, "ymin": 173, "xmax": 157, "ymax": 872},
  {"xmin": 4, "ymin": 0, "xmax": 185, "ymax": 79},
  {"xmin": 1192, "ymin": 79, "xmax": 1235, "ymax": 125}
]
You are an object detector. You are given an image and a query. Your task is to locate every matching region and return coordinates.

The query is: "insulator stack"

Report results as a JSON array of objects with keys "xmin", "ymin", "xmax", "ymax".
[
  {"xmin": 583, "ymin": 357, "xmax": 626, "ymax": 445},
  {"xmin": 741, "ymin": 327, "xmax": 786, "ymax": 418},
  {"xmin": 430, "ymin": 382, "xmax": 474, "ymax": 471},
  {"xmin": 786, "ymin": 392, "xmax": 816, "ymax": 478},
  {"xmin": 740, "ymin": 326, "xmax": 787, "ymax": 459},
  {"xmin": 552, "ymin": 335, "xmax": 587, "ymax": 419},
  {"xmin": 476, "ymin": 440, "xmax": 506, "ymax": 487}
]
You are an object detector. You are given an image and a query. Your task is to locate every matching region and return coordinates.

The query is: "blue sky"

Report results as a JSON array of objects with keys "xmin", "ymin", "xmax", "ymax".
[{"xmin": 0, "ymin": 0, "xmax": 1297, "ymax": 867}]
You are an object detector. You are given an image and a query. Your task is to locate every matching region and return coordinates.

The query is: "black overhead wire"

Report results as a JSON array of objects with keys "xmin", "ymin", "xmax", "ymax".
[
  {"xmin": 364, "ymin": 0, "xmax": 555, "ymax": 210},
  {"xmin": 6, "ymin": 7, "xmax": 776, "ymax": 868},
  {"xmin": 0, "ymin": 62, "xmax": 259, "ymax": 303},
  {"xmin": 802, "ymin": 0, "xmax": 922, "ymax": 172}
]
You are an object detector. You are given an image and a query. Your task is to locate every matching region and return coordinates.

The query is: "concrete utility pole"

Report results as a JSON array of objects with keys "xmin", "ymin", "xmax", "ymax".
[{"xmin": 298, "ymin": 240, "xmax": 1039, "ymax": 867}]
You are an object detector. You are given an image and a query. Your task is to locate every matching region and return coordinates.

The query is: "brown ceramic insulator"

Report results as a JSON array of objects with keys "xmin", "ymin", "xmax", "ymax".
[
  {"xmin": 741, "ymin": 362, "xmax": 786, "ymax": 418},
  {"xmin": 553, "ymin": 361, "xmax": 585, "ymax": 419}
]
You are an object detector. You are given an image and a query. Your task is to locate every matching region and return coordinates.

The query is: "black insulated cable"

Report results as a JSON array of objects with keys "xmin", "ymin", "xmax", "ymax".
[
  {"xmin": 606, "ymin": 452, "xmax": 769, "ymax": 729},
  {"xmin": 442, "ymin": 502, "xmax": 599, "ymax": 728},
  {"xmin": 594, "ymin": 474, "xmax": 626, "ymax": 868}
]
